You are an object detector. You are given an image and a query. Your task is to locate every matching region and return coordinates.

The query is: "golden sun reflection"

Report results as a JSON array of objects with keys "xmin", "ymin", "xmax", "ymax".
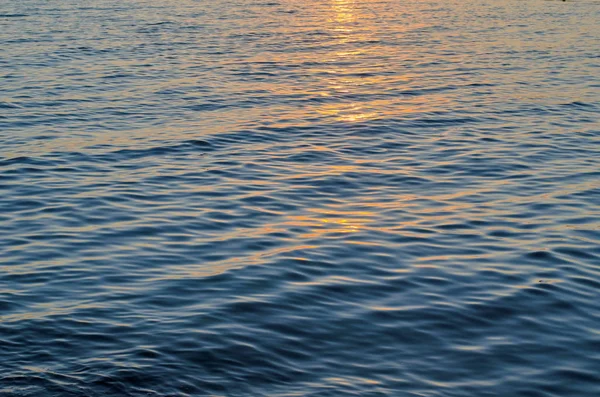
[
  {"xmin": 314, "ymin": 0, "xmax": 383, "ymax": 123},
  {"xmin": 283, "ymin": 208, "xmax": 375, "ymax": 238},
  {"xmin": 330, "ymin": 0, "xmax": 358, "ymax": 24}
]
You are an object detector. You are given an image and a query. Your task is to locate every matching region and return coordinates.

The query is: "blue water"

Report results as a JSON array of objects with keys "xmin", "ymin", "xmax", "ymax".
[{"xmin": 1, "ymin": 0, "xmax": 599, "ymax": 395}]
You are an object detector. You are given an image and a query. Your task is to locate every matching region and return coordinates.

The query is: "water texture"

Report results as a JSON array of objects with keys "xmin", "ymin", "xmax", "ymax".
[{"xmin": 1, "ymin": 0, "xmax": 599, "ymax": 395}]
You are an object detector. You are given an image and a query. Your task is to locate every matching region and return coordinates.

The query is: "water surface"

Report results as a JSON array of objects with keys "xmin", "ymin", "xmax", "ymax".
[{"xmin": 1, "ymin": 0, "xmax": 599, "ymax": 396}]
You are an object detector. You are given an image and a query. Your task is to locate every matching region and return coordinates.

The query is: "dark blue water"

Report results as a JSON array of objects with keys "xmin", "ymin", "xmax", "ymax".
[{"xmin": 1, "ymin": 0, "xmax": 599, "ymax": 395}]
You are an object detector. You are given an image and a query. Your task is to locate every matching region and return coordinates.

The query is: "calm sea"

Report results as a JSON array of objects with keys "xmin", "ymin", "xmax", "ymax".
[{"xmin": 1, "ymin": 0, "xmax": 599, "ymax": 396}]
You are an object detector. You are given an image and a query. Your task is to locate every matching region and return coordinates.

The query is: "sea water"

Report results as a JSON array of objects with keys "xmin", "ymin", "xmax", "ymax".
[{"xmin": 1, "ymin": 0, "xmax": 599, "ymax": 396}]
